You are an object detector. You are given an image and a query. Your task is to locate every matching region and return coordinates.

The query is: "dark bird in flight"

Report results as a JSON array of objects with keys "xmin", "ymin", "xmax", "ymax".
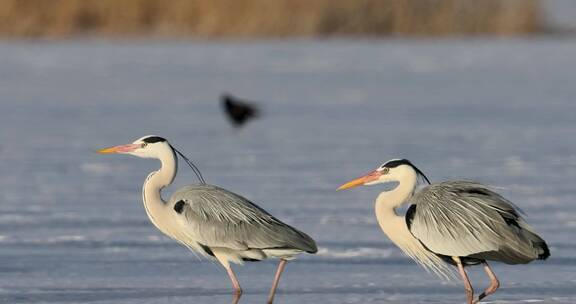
[{"xmin": 221, "ymin": 93, "xmax": 260, "ymax": 127}]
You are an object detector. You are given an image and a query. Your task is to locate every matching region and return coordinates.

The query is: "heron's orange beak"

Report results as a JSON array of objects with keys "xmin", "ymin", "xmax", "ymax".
[
  {"xmin": 337, "ymin": 170, "xmax": 381, "ymax": 190},
  {"xmin": 97, "ymin": 144, "xmax": 140, "ymax": 154}
]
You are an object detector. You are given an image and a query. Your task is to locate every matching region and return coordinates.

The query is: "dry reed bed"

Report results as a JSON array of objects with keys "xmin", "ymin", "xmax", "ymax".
[{"xmin": 0, "ymin": 0, "xmax": 541, "ymax": 38}]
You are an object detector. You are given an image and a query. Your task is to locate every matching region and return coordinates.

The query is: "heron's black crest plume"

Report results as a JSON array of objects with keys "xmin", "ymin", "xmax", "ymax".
[
  {"xmin": 170, "ymin": 145, "xmax": 206, "ymax": 184},
  {"xmin": 384, "ymin": 159, "xmax": 431, "ymax": 184},
  {"xmin": 220, "ymin": 93, "xmax": 259, "ymax": 127}
]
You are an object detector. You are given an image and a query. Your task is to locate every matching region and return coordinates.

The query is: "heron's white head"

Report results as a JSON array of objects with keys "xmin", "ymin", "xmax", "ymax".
[
  {"xmin": 337, "ymin": 159, "xmax": 430, "ymax": 190},
  {"xmin": 97, "ymin": 135, "xmax": 172, "ymax": 159}
]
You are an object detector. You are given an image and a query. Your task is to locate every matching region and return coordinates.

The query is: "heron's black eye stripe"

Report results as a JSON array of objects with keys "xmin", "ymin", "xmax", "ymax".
[
  {"xmin": 383, "ymin": 159, "xmax": 412, "ymax": 168},
  {"xmin": 143, "ymin": 136, "xmax": 166, "ymax": 143}
]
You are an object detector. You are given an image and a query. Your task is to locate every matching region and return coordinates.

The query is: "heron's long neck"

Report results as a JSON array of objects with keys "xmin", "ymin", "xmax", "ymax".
[
  {"xmin": 142, "ymin": 149, "xmax": 177, "ymax": 235},
  {"xmin": 374, "ymin": 177, "xmax": 415, "ymax": 224},
  {"xmin": 374, "ymin": 173, "xmax": 418, "ymax": 255}
]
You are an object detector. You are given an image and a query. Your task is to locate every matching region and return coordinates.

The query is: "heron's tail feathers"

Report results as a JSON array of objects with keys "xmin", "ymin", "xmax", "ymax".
[
  {"xmin": 517, "ymin": 221, "xmax": 550, "ymax": 261},
  {"xmin": 536, "ymin": 240, "xmax": 550, "ymax": 260},
  {"xmin": 524, "ymin": 230, "xmax": 550, "ymax": 260}
]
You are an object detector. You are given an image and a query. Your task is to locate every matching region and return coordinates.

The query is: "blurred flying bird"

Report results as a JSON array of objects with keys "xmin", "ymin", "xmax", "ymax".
[
  {"xmin": 338, "ymin": 159, "xmax": 549, "ymax": 304},
  {"xmin": 98, "ymin": 135, "xmax": 316, "ymax": 304},
  {"xmin": 221, "ymin": 93, "xmax": 260, "ymax": 127}
]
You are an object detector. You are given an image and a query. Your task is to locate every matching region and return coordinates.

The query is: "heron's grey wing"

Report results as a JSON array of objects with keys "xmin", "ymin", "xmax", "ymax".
[
  {"xmin": 408, "ymin": 181, "xmax": 547, "ymax": 263},
  {"xmin": 169, "ymin": 184, "xmax": 317, "ymax": 253}
]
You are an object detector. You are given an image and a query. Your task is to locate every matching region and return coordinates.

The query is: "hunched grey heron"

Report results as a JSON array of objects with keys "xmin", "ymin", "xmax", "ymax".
[
  {"xmin": 338, "ymin": 159, "xmax": 549, "ymax": 304},
  {"xmin": 98, "ymin": 135, "xmax": 317, "ymax": 304}
]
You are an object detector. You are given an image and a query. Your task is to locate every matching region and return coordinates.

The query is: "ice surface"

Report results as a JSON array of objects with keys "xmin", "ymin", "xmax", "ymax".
[{"xmin": 0, "ymin": 38, "xmax": 575, "ymax": 303}]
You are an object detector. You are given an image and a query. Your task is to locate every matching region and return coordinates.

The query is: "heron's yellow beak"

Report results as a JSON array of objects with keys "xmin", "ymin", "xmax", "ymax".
[
  {"xmin": 337, "ymin": 170, "xmax": 381, "ymax": 190},
  {"xmin": 97, "ymin": 146, "xmax": 119, "ymax": 154},
  {"xmin": 97, "ymin": 144, "xmax": 140, "ymax": 154}
]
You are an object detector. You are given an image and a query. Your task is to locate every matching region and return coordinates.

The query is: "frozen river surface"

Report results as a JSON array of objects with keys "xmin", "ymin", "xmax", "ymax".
[{"xmin": 0, "ymin": 38, "xmax": 575, "ymax": 303}]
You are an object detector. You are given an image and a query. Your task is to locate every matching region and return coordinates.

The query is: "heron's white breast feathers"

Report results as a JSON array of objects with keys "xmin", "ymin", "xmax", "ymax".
[{"xmin": 380, "ymin": 216, "xmax": 457, "ymax": 280}]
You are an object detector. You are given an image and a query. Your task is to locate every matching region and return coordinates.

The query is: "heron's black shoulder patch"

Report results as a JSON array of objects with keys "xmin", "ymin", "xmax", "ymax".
[
  {"xmin": 199, "ymin": 243, "xmax": 215, "ymax": 257},
  {"xmin": 405, "ymin": 204, "xmax": 417, "ymax": 230},
  {"xmin": 143, "ymin": 136, "xmax": 166, "ymax": 144},
  {"xmin": 173, "ymin": 200, "xmax": 186, "ymax": 214}
]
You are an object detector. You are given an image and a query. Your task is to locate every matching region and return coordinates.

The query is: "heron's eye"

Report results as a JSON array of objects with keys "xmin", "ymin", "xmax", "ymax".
[
  {"xmin": 382, "ymin": 167, "xmax": 390, "ymax": 174},
  {"xmin": 141, "ymin": 143, "xmax": 148, "ymax": 148}
]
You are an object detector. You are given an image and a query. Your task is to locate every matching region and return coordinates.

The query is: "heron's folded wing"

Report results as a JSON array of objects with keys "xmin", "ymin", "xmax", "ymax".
[
  {"xmin": 408, "ymin": 181, "xmax": 524, "ymax": 258},
  {"xmin": 169, "ymin": 184, "xmax": 317, "ymax": 253}
]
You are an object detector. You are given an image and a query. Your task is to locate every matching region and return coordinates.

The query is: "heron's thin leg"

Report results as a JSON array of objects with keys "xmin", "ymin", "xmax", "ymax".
[
  {"xmin": 231, "ymin": 292, "xmax": 241, "ymax": 304},
  {"xmin": 453, "ymin": 257, "xmax": 474, "ymax": 304},
  {"xmin": 226, "ymin": 267, "xmax": 242, "ymax": 304},
  {"xmin": 267, "ymin": 259, "xmax": 288, "ymax": 304},
  {"xmin": 474, "ymin": 261, "xmax": 500, "ymax": 303},
  {"xmin": 214, "ymin": 250, "xmax": 243, "ymax": 302},
  {"xmin": 226, "ymin": 267, "xmax": 242, "ymax": 295}
]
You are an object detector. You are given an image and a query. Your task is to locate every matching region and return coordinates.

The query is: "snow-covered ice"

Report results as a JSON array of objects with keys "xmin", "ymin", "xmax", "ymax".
[{"xmin": 0, "ymin": 38, "xmax": 575, "ymax": 303}]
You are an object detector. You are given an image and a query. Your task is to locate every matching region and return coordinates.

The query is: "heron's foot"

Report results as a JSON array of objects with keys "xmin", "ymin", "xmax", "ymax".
[
  {"xmin": 473, "ymin": 267, "xmax": 500, "ymax": 304},
  {"xmin": 473, "ymin": 284, "xmax": 499, "ymax": 303}
]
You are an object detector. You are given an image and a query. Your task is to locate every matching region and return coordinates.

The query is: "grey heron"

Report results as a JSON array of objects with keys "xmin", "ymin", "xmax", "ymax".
[
  {"xmin": 97, "ymin": 135, "xmax": 317, "ymax": 304},
  {"xmin": 337, "ymin": 159, "xmax": 549, "ymax": 304}
]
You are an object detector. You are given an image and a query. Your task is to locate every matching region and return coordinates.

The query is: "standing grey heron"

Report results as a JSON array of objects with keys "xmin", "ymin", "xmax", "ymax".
[
  {"xmin": 97, "ymin": 135, "xmax": 317, "ymax": 304},
  {"xmin": 337, "ymin": 159, "xmax": 549, "ymax": 304}
]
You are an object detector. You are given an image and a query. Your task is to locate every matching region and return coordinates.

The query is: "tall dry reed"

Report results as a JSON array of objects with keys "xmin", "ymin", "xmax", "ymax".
[{"xmin": 0, "ymin": 0, "xmax": 541, "ymax": 38}]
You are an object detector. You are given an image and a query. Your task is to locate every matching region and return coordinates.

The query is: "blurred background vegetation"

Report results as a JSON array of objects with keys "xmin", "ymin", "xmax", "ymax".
[{"xmin": 0, "ymin": 0, "xmax": 542, "ymax": 38}]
